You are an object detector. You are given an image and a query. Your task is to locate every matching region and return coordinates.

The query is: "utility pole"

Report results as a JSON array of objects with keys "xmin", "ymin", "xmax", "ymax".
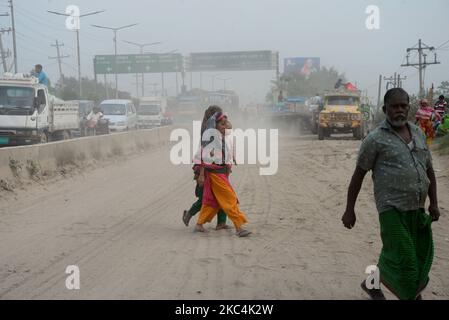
[
  {"xmin": 49, "ymin": 40, "xmax": 70, "ymax": 85},
  {"xmin": 401, "ymin": 39, "xmax": 440, "ymax": 98},
  {"xmin": 104, "ymin": 74, "xmax": 109, "ymax": 99},
  {"xmin": 92, "ymin": 23, "xmax": 139, "ymax": 98},
  {"xmin": 48, "ymin": 9, "xmax": 105, "ymax": 98},
  {"xmin": 377, "ymin": 74, "xmax": 382, "ymax": 110},
  {"xmin": 0, "ymin": 13, "xmax": 10, "ymax": 74},
  {"xmin": 8, "ymin": 0, "xmax": 17, "ymax": 73},
  {"xmin": 0, "ymin": 34, "xmax": 9, "ymax": 73},
  {"xmin": 0, "ymin": 24, "xmax": 11, "ymax": 74},
  {"xmin": 384, "ymin": 73, "xmax": 407, "ymax": 90}
]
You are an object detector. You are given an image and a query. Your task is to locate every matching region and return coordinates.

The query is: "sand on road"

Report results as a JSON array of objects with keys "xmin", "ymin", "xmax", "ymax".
[{"xmin": 0, "ymin": 134, "xmax": 448, "ymax": 299}]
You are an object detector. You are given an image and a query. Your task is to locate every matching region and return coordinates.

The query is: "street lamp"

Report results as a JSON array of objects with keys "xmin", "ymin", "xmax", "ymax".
[
  {"xmin": 92, "ymin": 23, "xmax": 139, "ymax": 98},
  {"xmin": 47, "ymin": 9, "xmax": 105, "ymax": 98},
  {"xmin": 145, "ymin": 49, "xmax": 179, "ymax": 97},
  {"xmin": 123, "ymin": 40, "xmax": 162, "ymax": 96}
]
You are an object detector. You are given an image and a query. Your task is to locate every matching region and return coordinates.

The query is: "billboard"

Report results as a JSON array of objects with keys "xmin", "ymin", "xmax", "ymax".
[{"xmin": 284, "ymin": 57, "xmax": 320, "ymax": 77}]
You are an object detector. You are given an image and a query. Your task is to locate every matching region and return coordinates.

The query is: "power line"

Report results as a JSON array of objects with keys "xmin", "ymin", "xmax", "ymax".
[
  {"xmin": 0, "ymin": 26, "xmax": 11, "ymax": 73},
  {"xmin": 8, "ymin": 0, "xmax": 17, "ymax": 73},
  {"xmin": 49, "ymin": 39, "xmax": 70, "ymax": 83},
  {"xmin": 401, "ymin": 39, "xmax": 441, "ymax": 98},
  {"xmin": 436, "ymin": 39, "xmax": 449, "ymax": 49},
  {"xmin": 384, "ymin": 73, "xmax": 407, "ymax": 90}
]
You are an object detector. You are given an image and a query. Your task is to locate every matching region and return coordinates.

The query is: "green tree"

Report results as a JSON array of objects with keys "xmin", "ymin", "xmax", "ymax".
[
  {"xmin": 266, "ymin": 67, "xmax": 347, "ymax": 102},
  {"xmin": 54, "ymin": 76, "xmax": 131, "ymax": 102},
  {"xmin": 435, "ymin": 81, "xmax": 449, "ymax": 100}
]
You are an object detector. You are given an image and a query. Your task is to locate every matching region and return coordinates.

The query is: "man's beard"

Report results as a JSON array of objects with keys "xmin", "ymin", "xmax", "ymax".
[{"xmin": 388, "ymin": 116, "xmax": 408, "ymax": 128}]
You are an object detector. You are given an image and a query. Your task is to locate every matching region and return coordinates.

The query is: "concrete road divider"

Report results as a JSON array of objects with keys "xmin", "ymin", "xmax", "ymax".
[{"xmin": 0, "ymin": 126, "xmax": 173, "ymax": 182}]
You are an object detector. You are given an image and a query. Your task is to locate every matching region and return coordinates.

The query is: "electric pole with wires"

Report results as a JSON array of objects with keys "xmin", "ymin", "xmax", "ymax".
[
  {"xmin": 383, "ymin": 73, "xmax": 407, "ymax": 90},
  {"xmin": 48, "ymin": 8, "xmax": 105, "ymax": 98},
  {"xmin": 401, "ymin": 39, "xmax": 441, "ymax": 98},
  {"xmin": 49, "ymin": 40, "xmax": 70, "ymax": 85},
  {"xmin": 8, "ymin": 0, "xmax": 17, "ymax": 73}
]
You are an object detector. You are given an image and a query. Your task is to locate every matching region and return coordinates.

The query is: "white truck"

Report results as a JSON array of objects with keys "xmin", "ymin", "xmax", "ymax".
[
  {"xmin": 0, "ymin": 74, "xmax": 79, "ymax": 146},
  {"xmin": 137, "ymin": 96, "xmax": 171, "ymax": 128}
]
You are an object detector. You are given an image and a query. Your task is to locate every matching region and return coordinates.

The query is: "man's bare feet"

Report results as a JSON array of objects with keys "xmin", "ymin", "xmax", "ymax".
[{"xmin": 195, "ymin": 224, "xmax": 208, "ymax": 233}]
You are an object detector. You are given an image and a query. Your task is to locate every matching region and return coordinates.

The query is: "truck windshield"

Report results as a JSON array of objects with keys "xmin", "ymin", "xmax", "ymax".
[
  {"xmin": 139, "ymin": 105, "xmax": 160, "ymax": 115},
  {"xmin": 0, "ymin": 86, "xmax": 34, "ymax": 109},
  {"xmin": 101, "ymin": 104, "xmax": 126, "ymax": 115},
  {"xmin": 327, "ymin": 96, "xmax": 359, "ymax": 106}
]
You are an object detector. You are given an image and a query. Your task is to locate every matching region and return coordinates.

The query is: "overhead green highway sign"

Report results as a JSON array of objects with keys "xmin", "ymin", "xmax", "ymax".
[
  {"xmin": 187, "ymin": 50, "xmax": 277, "ymax": 71},
  {"xmin": 94, "ymin": 53, "xmax": 183, "ymax": 74}
]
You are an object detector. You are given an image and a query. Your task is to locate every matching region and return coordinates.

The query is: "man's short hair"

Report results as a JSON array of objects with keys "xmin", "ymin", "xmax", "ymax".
[
  {"xmin": 35, "ymin": 64, "xmax": 43, "ymax": 70},
  {"xmin": 384, "ymin": 88, "xmax": 409, "ymax": 106}
]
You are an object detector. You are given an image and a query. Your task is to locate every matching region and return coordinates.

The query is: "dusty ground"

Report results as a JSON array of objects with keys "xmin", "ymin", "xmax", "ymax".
[{"xmin": 0, "ymin": 133, "xmax": 448, "ymax": 299}]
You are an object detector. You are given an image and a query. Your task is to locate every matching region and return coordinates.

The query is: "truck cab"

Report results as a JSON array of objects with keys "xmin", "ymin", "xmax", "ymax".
[
  {"xmin": 0, "ymin": 73, "xmax": 79, "ymax": 146},
  {"xmin": 137, "ymin": 96, "xmax": 169, "ymax": 128},
  {"xmin": 318, "ymin": 89, "xmax": 365, "ymax": 140}
]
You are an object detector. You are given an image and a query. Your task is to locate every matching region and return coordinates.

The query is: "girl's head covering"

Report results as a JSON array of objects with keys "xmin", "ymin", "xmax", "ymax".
[
  {"xmin": 214, "ymin": 112, "xmax": 227, "ymax": 123},
  {"xmin": 201, "ymin": 105, "xmax": 222, "ymax": 134}
]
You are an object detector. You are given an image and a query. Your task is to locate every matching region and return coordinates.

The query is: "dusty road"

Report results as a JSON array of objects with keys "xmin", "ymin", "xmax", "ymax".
[{"xmin": 1, "ymin": 133, "xmax": 448, "ymax": 299}]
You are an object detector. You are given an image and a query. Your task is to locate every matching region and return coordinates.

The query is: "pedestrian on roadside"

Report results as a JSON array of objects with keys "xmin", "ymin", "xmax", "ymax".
[{"xmin": 342, "ymin": 88, "xmax": 439, "ymax": 300}]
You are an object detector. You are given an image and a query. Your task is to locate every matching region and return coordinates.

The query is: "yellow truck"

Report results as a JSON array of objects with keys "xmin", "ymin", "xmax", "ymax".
[{"xmin": 318, "ymin": 89, "xmax": 365, "ymax": 140}]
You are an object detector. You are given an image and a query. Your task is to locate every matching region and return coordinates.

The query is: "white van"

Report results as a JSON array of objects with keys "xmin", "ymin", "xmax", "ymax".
[
  {"xmin": 138, "ymin": 96, "xmax": 168, "ymax": 128},
  {"xmin": 99, "ymin": 99, "xmax": 137, "ymax": 132}
]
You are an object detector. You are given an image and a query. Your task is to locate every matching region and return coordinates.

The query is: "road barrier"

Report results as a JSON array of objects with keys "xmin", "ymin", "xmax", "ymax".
[{"xmin": 0, "ymin": 126, "xmax": 173, "ymax": 182}]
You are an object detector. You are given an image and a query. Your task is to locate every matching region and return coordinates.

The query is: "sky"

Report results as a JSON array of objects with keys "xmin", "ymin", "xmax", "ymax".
[{"xmin": 1, "ymin": 0, "xmax": 448, "ymax": 105}]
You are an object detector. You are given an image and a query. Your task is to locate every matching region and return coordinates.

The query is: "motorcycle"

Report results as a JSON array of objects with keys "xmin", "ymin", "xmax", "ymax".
[{"xmin": 85, "ymin": 118, "xmax": 110, "ymax": 136}]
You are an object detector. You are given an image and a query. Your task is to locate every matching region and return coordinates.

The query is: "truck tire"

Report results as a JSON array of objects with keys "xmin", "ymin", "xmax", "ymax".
[
  {"xmin": 353, "ymin": 126, "xmax": 363, "ymax": 140},
  {"xmin": 318, "ymin": 127, "xmax": 325, "ymax": 140},
  {"xmin": 63, "ymin": 130, "xmax": 71, "ymax": 140}
]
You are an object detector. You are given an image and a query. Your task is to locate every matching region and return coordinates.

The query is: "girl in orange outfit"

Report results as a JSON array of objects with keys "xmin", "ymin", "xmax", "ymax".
[{"xmin": 195, "ymin": 112, "xmax": 251, "ymax": 237}]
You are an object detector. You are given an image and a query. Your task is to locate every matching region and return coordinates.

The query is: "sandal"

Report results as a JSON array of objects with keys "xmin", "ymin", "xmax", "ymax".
[
  {"xmin": 216, "ymin": 224, "xmax": 232, "ymax": 230},
  {"xmin": 236, "ymin": 229, "xmax": 252, "ymax": 237},
  {"xmin": 182, "ymin": 210, "xmax": 192, "ymax": 227},
  {"xmin": 360, "ymin": 280, "xmax": 386, "ymax": 300}
]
